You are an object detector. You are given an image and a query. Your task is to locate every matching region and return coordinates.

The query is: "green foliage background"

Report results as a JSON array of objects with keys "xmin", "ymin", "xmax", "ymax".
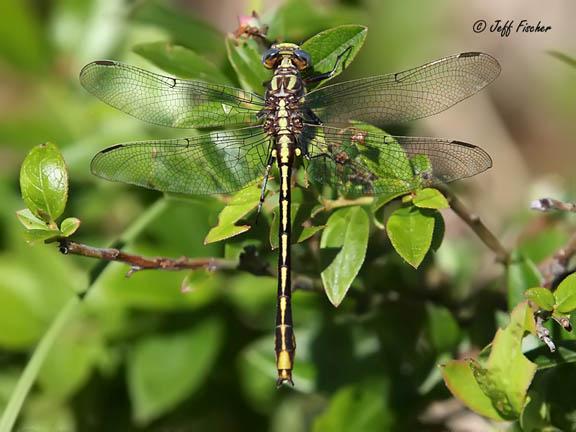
[{"xmin": 1, "ymin": 0, "xmax": 576, "ymax": 431}]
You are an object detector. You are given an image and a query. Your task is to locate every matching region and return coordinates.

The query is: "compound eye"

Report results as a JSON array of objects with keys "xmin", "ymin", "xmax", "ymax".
[
  {"xmin": 293, "ymin": 49, "xmax": 311, "ymax": 70},
  {"xmin": 262, "ymin": 48, "xmax": 280, "ymax": 69}
]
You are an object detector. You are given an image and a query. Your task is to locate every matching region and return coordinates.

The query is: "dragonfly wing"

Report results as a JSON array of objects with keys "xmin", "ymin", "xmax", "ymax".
[
  {"xmin": 91, "ymin": 126, "xmax": 271, "ymax": 195},
  {"xmin": 302, "ymin": 125, "xmax": 492, "ymax": 197},
  {"xmin": 305, "ymin": 52, "xmax": 500, "ymax": 126},
  {"xmin": 80, "ymin": 60, "xmax": 265, "ymax": 129}
]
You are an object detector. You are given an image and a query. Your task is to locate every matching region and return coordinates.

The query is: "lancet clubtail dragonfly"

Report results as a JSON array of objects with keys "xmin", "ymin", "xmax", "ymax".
[{"xmin": 80, "ymin": 42, "xmax": 500, "ymax": 386}]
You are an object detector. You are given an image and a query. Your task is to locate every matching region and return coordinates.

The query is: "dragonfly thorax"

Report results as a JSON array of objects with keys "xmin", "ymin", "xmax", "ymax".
[{"xmin": 262, "ymin": 62, "xmax": 306, "ymax": 141}]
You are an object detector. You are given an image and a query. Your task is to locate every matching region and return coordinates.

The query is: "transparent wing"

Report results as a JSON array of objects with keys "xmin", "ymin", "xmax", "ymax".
[
  {"xmin": 91, "ymin": 126, "xmax": 271, "ymax": 195},
  {"xmin": 302, "ymin": 125, "xmax": 492, "ymax": 197},
  {"xmin": 305, "ymin": 52, "xmax": 500, "ymax": 126},
  {"xmin": 80, "ymin": 60, "xmax": 266, "ymax": 129}
]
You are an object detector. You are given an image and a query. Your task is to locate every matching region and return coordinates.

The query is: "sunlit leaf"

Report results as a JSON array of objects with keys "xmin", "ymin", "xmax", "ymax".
[
  {"xmin": 524, "ymin": 287, "xmax": 555, "ymax": 312},
  {"xmin": 442, "ymin": 360, "xmax": 505, "ymax": 421},
  {"xmin": 59, "ymin": 217, "xmax": 80, "ymax": 237},
  {"xmin": 386, "ymin": 206, "xmax": 435, "ymax": 268},
  {"xmin": 19, "ymin": 142, "xmax": 68, "ymax": 224},
  {"xmin": 301, "ymin": 25, "xmax": 367, "ymax": 88},
  {"xmin": 15, "ymin": 208, "xmax": 51, "ymax": 231},
  {"xmin": 204, "ymin": 186, "xmax": 260, "ymax": 244},
  {"xmin": 554, "ymin": 273, "xmax": 576, "ymax": 313},
  {"xmin": 413, "ymin": 188, "xmax": 449, "ymax": 209},
  {"xmin": 320, "ymin": 207, "xmax": 369, "ymax": 306}
]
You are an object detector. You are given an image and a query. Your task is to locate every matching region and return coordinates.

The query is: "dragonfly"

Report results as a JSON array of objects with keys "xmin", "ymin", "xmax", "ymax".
[{"xmin": 80, "ymin": 43, "xmax": 500, "ymax": 386}]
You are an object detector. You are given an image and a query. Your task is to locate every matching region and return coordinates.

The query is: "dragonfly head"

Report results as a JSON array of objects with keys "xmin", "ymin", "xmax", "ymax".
[{"xmin": 262, "ymin": 43, "xmax": 312, "ymax": 71}]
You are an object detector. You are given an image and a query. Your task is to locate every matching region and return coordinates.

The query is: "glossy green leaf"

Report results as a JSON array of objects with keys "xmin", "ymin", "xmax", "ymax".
[
  {"xmin": 443, "ymin": 302, "xmax": 536, "ymax": 421},
  {"xmin": 132, "ymin": 3, "xmax": 224, "ymax": 60},
  {"xmin": 59, "ymin": 217, "xmax": 80, "ymax": 237},
  {"xmin": 133, "ymin": 42, "xmax": 230, "ymax": 84},
  {"xmin": 320, "ymin": 207, "xmax": 369, "ymax": 306},
  {"xmin": 128, "ymin": 318, "xmax": 224, "ymax": 424},
  {"xmin": 386, "ymin": 206, "xmax": 435, "ymax": 268},
  {"xmin": 554, "ymin": 273, "xmax": 576, "ymax": 313},
  {"xmin": 442, "ymin": 360, "xmax": 505, "ymax": 421},
  {"xmin": 413, "ymin": 188, "xmax": 449, "ymax": 209},
  {"xmin": 482, "ymin": 302, "xmax": 537, "ymax": 418},
  {"xmin": 301, "ymin": 25, "xmax": 367, "ymax": 87},
  {"xmin": 427, "ymin": 304, "xmax": 460, "ymax": 353},
  {"xmin": 312, "ymin": 381, "xmax": 392, "ymax": 432},
  {"xmin": 19, "ymin": 142, "xmax": 68, "ymax": 223},
  {"xmin": 506, "ymin": 251, "xmax": 542, "ymax": 310},
  {"xmin": 524, "ymin": 287, "xmax": 555, "ymax": 311},
  {"xmin": 204, "ymin": 186, "xmax": 260, "ymax": 244},
  {"xmin": 225, "ymin": 37, "xmax": 271, "ymax": 94}
]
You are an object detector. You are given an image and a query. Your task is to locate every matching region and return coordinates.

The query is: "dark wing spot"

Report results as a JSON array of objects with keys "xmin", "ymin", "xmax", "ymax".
[
  {"xmin": 101, "ymin": 144, "xmax": 124, "ymax": 153},
  {"xmin": 169, "ymin": 78, "xmax": 176, "ymax": 88},
  {"xmin": 451, "ymin": 140, "xmax": 477, "ymax": 148},
  {"xmin": 94, "ymin": 60, "xmax": 117, "ymax": 66},
  {"xmin": 458, "ymin": 52, "xmax": 482, "ymax": 58}
]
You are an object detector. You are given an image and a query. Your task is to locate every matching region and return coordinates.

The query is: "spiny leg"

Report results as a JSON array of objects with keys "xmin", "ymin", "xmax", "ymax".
[
  {"xmin": 304, "ymin": 45, "xmax": 353, "ymax": 84},
  {"xmin": 254, "ymin": 152, "xmax": 276, "ymax": 226}
]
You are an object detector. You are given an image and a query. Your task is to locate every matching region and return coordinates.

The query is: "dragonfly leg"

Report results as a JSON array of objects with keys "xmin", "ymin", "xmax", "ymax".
[
  {"xmin": 254, "ymin": 155, "xmax": 276, "ymax": 225},
  {"xmin": 304, "ymin": 45, "xmax": 352, "ymax": 84}
]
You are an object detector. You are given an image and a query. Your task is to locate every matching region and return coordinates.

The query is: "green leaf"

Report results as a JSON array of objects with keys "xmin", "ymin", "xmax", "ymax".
[
  {"xmin": 427, "ymin": 304, "xmax": 460, "ymax": 353},
  {"xmin": 133, "ymin": 42, "xmax": 230, "ymax": 84},
  {"xmin": 320, "ymin": 207, "xmax": 369, "ymax": 306},
  {"xmin": 301, "ymin": 25, "xmax": 367, "ymax": 88},
  {"xmin": 225, "ymin": 37, "xmax": 271, "ymax": 93},
  {"xmin": 506, "ymin": 251, "xmax": 542, "ymax": 310},
  {"xmin": 312, "ymin": 381, "xmax": 393, "ymax": 432},
  {"xmin": 204, "ymin": 186, "xmax": 260, "ymax": 244},
  {"xmin": 15, "ymin": 208, "xmax": 50, "ymax": 231},
  {"xmin": 413, "ymin": 188, "xmax": 449, "ymax": 209},
  {"xmin": 443, "ymin": 302, "xmax": 537, "ymax": 421},
  {"xmin": 19, "ymin": 142, "xmax": 68, "ymax": 223},
  {"xmin": 59, "ymin": 217, "xmax": 80, "ymax": 237},
  {"xmin": 132, "ymin": 3, "xmax": 224, "ymax": 61},
  {"xmin": 128, "ymin": 318, "xmax": 224, "ymax": 424},
  {"xmin": 482, "ymin": 302, "xmax": 537, "ymax": 418},
  {"xmin": 386, "ymin": 206, "xmax": 435, "ymax": 268},
  {"xmin": 442, "ymin": 360, "xmax": 505, "ymax": 421},
  {"xmin": 554, "ymin": 273, "xmax": 576, "ymax": 313},
  {"xmin": 524, "ymin": 287, "xmax": 555, "ymax": 311}
]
